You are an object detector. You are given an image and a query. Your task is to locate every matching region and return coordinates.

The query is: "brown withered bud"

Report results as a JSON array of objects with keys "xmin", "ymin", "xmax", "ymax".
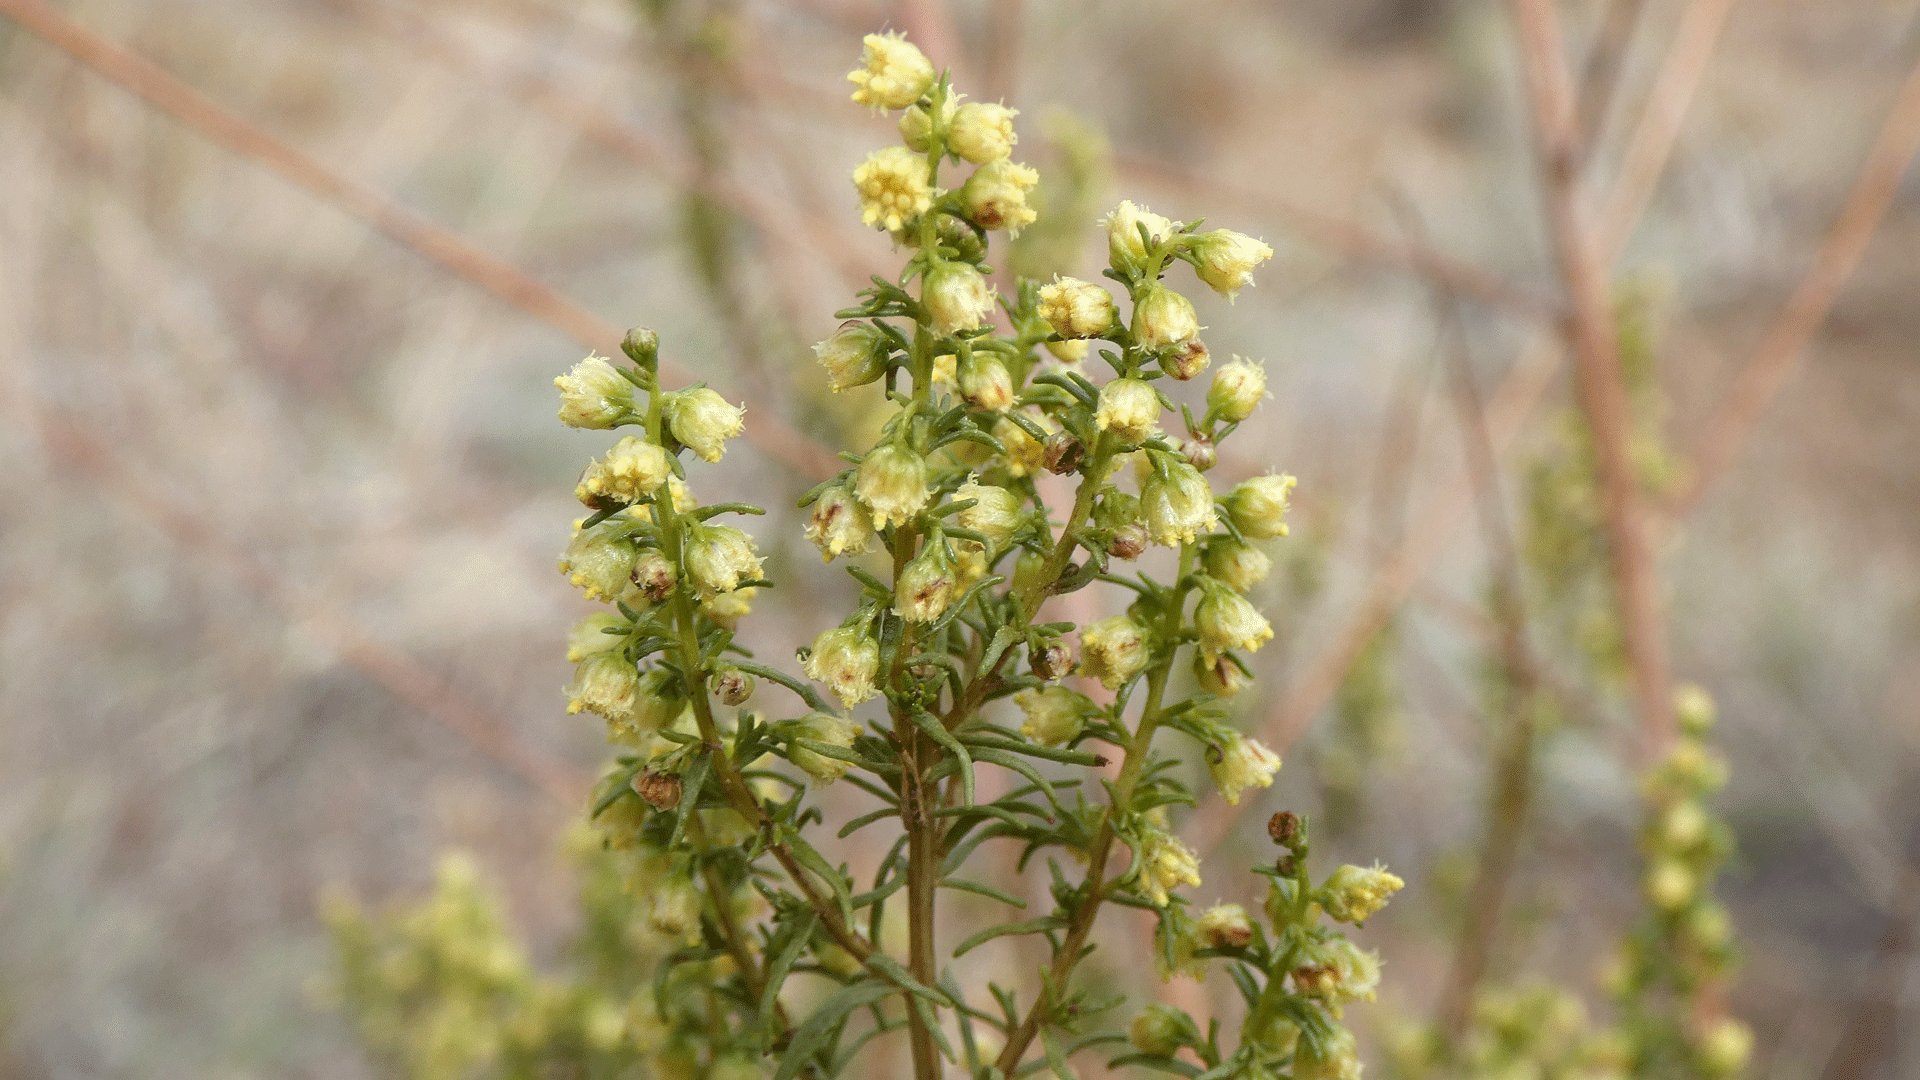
[
  {"xmin": 1030, "ymin": 640, "xmax": 1074, "ymax": 681},
  {"xmin": 1292, "ymin": 964, "xmax": 1337, "ymax": 996},
  {"xmin": 1268, "ymin": 811, "xmax": 1301, "ymax": 846},
  {"xmin": 1160, "ymin": 337, "xmax": 1211, "ymax": 381},
  {"xmin": 1108, "ymin": 523, "xmax": 1149, "ymax": 561},
  {"xmin": 633, "ymin": 770, "xmax": 683, "ymax": 811},
  {"xmin": 711, "ymin": 666, "xmax": 754, "ymax": 706},
  {"xmin": 632, "ymin": 551, "xmax": 678, "ymax": 602},
  {"xmin": 1274, "ymin": 854, "xmax": 1298, "ymax": 876},
  {"xmin": 1180, "ymin": 434, "xmax": 1217, "ymax": 472},
  {"xmin": 1043, "ymin": 431, "xmax": 1085, "ymax": 475}
]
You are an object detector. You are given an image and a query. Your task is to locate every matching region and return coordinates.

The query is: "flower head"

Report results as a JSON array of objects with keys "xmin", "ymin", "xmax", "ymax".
[
  {"xmin": 1137, "ymin": 829, "xmax": 1202, "ymax": 907},
  {"xmin": 575, "ymin": 436, "xmax": 672, "ymax": 506},
  {"xmin": 1131, "ymin": 284, "xmax": 1200, "ymax": 352},
  {"xmin": 1196, "ymin": 583, "xmax": 1273, "ymax": 660},
  {"xmin": 787, "ymin": 712, "xmax": 863, "ymax": 784},
  {"xmin": 1194, "ymin": 652, "xmax": 1249, "ymax": 696},
  {"xmin": 555, "ymin": 355, "xmax": 634, "ymax": 429},
  {"xmin": 895, "ymin": 542, "xmax": 958, "ymax": 623},
  {"xmin": 994, "ymin": 414, "xmax": 1049, "ymax": 476},
  {"xmin": 1045, "ymin": 338, "xmax": 1089, "ymax": 363},
  {"xmin": 855, "ymin": 442, "xmax": 930, "ymax": 528},
  {"xmin": 1141, "ymin": 457, "xmax": 1217, "ymax": 546},
  {"xmin": 566, "ymin": 612, "xmax": 626, "ymax": 662},
  {"xmin": 1015, "ymin": 685, "xmax": 1094, "ymax": 746},
  {"xmin": 1319, "ymin": 862, "xmax": 1406, "ymax": 925},
  {"xmin": 684, "ymin": 524, "xmax": 762, "ymax": 596},
  {"xmin": 1103, "ymin": 200, "xmax": 1176, "ymax": 273},
  {"xmin": 955, "ymin": 478, "xmax": 1024, "ymax": 548},
  {"xmin": 805, "ymin": 483, "xmax": 878, "ymax": 561},
  {"xmin": 1036, "ymin": 277, "xmax": 1117, "ymax": 339},
  {"xmin": 565, "ymin": 652, "xmax": 639, "ymax": 724},
  {"xmin": 1208, "ymin": 732, "xmax": 1281, "ymax": 805},
  {"xmin": 853, "ymin": 145, "xmax": 933, "ymax": 231},
  {"xmin": 1204, "ymin": 539, "xmax": 1271, "ymax": 592},
  {"xmin": 847, "ymin": 32, "xmax": 934, "ymax": 111},
  {"xmin": 923, "ymin": 261, "xmax": 995, "ymax": 335},
  {"xmin": 958, "ymin": 352, "xmax": 1014, "ymax": 411},
  {"xmin": 949, "ymin": 101, "xmax": 1018, "ymax": 163},
  {"xmin": 1207, "ymin": 356, "xmax": 1267, "ymax": 423},
  {"xmin": 1095, "ymin": 378, "xmax": 1161, "ymax": 443},
  {"xmin": 804, "ymin": 626, "xmax": 880, "ymax": 707},
  {"xmin": 664, "ymin": 388, "xmax": 744, "ymax": 463},
  {"xmin": 1195, "ymin": 903, "xmax": 1255, "ymax": 949},
  {"xmin": 1189, "ymin": 228, "xmax": 1274, "ymax": 300},
  {"xmin": 559, "ymin": 524, "xmax": 638, "ymax": 602},
  {"xmin": 1079, "ymin": 615, "xmax": 1149, "ymax": 690},
  {"xmin": 1225, "ymin": 473, "xmax": 1296, "ymax": 539},
  {"xmin": 959, "ymin": 160, "xmax": 1038, "ymax": 236},
  {"xmin": 897, "ymin": 95, "xmax": 954, "ymax": 153},
  {"xmin": 814, "ymin": 321, "xmax": 889, "ymax": 392},
  {"xmin": 1128, "ymin": 1006, "xmax": 1192, "ymax": 1057}
]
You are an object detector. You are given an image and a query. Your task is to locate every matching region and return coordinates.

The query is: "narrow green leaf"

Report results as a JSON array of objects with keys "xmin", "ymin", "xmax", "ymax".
[
  {"xmin": 952, "ymin": 916, "xmax": 1069, "ymax": 959},
  {"xmin": 938, "ymin": 877, "xmax": 1028, "ymax": 908},
  {"xmin": 908, "ymin": 710, "xmax": 973, "ymax": 806},
  {"xmin": 667, "ymin": 752, "xmax": 713, "ymax": 850},
  {"xmin": 772, "ymin": 979, "xmax": 897, "ymax": 1080}
]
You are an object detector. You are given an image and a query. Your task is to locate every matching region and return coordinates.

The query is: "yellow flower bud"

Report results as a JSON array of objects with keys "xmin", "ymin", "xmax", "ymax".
[
  {"xmin": 1103, "ymin": 199, "xmax": 1175, "ymax": 273},
  {"xmin": 1225, "ymin": 474, "xmax": 1296, "ymax": 539},
  {"xmin": 1209, "ymin": 733, "xmax": 1281, "ymax": 805},
  {"xmin": 684, "ymin": 524, "xmax": 762, "ymax": 596},
  {"xmin": 949, "ymin": 101, "xmax": 1018, "ymax": 163},
  {"xmin": 1137, "ymin": 829, "xmax": 1202, "ymax": 907},
  {"xmin": 1095, "ymin": 378, "xmax": 1161, "ymax": 443},
  {"xmin": 1196, "ymin": 585, "xmax": 1273, "ymax": 661},
  {"xmin": 574, "ymin": 436, "xmax": 672, "ymax": 507},
  {"xmin": 1142, "ymin": 458, "xmax": 1217, "ymax": 546},
  {"xmin": 1128, "ymin": 1005, "xmax": 1189, "ymax": 1057},
  {"xmin": 1079, "ymin": 615, "xmax": 1149, "ymax": 690},
  {"xmin": 956, "ymin": 478, "xmax": 1024, "ymax": 548},
  {"xmin": 805, "ymin": 483, "xmax": 877, "ymax": 561},
  {"xmin": 565, "ymin": 652, "xmax": 639, "ymax": 724},
  {"xmin": 1195, "ymin": 903, "xmax": 1255, "ymax": 949},
  {"xmin": 1045, "ymin": 338, "xmax": 1089, "ymax": 363},
  {"xmin": 853, "ymin": 145, "xmax": 933, "ymax": 231},
  {"xmin": 855, "ymin": 442, "xmax": 930, "ymax": 528},
  {"xmin": 663, "ymin": 387, "xmax": 744, "ymax": 463},
  {"xmin": 788, "ymin": 711, "xmax": 862, "ymax": 784},
  {"xmin": 1131, "ymin": 283, "xmax": 1200, "ymax": 352},
  {"xmin": 1207, "ymin": 356, "xmax": 1267, "ymax": 423},
  {"xmin": 895, "ymin": 543, "xmax": 957, "ymax": 623},
  {"xmin": 554, "ymin": 354, "xmax": 634, "ymax": 429},
  {"xmin": 1645, "ymin": 858, "xmax": 1695, "ymax": 911},
  {"xmin": 1205, "ymin": 538, "xmax": 1271, "ymax": 592},
  {"xmin": 1037, "ymin": 276, "xmax": 1117, "ymax": 339},
  {"xmin": 566, "ymin": 612, "xmax": 626, "ymax": 662},
  {"xmin": 803, "ymin": 626, "xmax": 880, "ymax": 707},
  {"xmin": 1319, "ymin": 862, "xmax": 1405, "ymax": 925},
  {"xmin": 814, "ymin": 321, "xmax": 890, "ymax": 392},
  {"xmin": 958, "ymin": 352, "xmax": 1015, "ymax": 411},
  {"xmin": 898, "ymin": 96, "xmax": 954, "ymax": 152},
  {"xmin": 1189, "ymin": 228, "xmax": 1273, "ymax": 301},
  {"xmin": 1014, "ymin": 685, "xmax": 1093, "ymax": 746},
  {"xmin": 1659, "ymin": 800, "xmax": 1709, "ymax": 849},
  {"xmin": 1674, "ymin": 682, "xmax": 1717, "ymax": 735},
  {"xmin": 1699, "ymin": 1018, "xmax": 1753, "ymax": 1076},
  {"xmin": 847, "ymin": 31, "xmax": 934, "ymax": 111},
  {"xmin": 558, "ymin": 525, "xmax": 638, "ymax": 602},
  {"xmin": 959, "ymin": 159, "xmax": 1039, "ymax": 236},
  {"xmin": 923, "ymin": 261, "xmax": 995, "ymax": 336},
  {"xmin": 993, "ymin": 415, "xmax": 1049, "ymax": 476}
]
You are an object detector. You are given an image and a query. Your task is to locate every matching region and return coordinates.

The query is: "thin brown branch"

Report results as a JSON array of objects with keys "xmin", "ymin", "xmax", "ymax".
[
  {"xmin": 1116, "ymin": 153, "xmax": 1560, "ymax": 322},
  {"xmin": 1509, "ymin": 0, "xmax": 1673, "ymax": 753},
  {"xmin": 1574, "ymin": 0, "xmax": 1650, "ymax": 150},
  {"xmin": 19, "ymin": 398, "xmax": 588, "ymax": 807},
  {"xmin": 0, "ymin": 0, "xmax": 841, "ymax": 480},
  {"xmin": 1672, "ymin": 53, "xmax": 1920, "ymax": 515}
]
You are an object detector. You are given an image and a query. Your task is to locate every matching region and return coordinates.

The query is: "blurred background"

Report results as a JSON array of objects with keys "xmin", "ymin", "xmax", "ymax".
[{"xmin": 2, "ymin": 0, "xmax": 1918, "ymax": 1077}]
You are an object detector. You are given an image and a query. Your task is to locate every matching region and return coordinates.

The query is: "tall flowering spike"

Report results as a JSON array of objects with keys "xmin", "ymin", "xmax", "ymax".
[
  {"xmin": 846, "ymin": 31, "xmax": 934, "ymax": 110},
  {"xmin": 1141, "ymin": 457, "xmax": 1217, "ymax": 546},
  {"xmin": 1079, "ymin": 615, "xmax": 1149, "ymax": 689},
  {"xmin": 788, "ymin": 712, "xmax": 863, "ymax": 784},
  {"xmin": 855, "ymin": 442, "xmax": 930, "ymax": 528},
  {"xmin": 1036, "ymin": 277, "xmax": 1117, "ymax": 339},
  {"xmin": 1103, "ymin": 199, "xmax": 1176, "ymax": 273},
  {"xmin": 684, "ymin": 524, "xmax": 762, "ymax": 596},
  {"xmin": 1208, "ymin": 732, "xmax": 1281, "ymax": 805},
  {"xmin": 959, "ymin": 160, "xmax": 1039, "ymax": 236},
  {"xmin": 949, "ymin": 101, "xmax": 1018, "ymax": 163},
  {"xmin": 805, "ymin": 483, "xmax": 877, "ymax": 561},
  {"xmin": 923, "ymin": 261, "xmax": 995, "ymax": 335},
  {"xmin": 559, "ymin": 525, "xmax": 638, "ymax": 602},
  {"xmin": 555, "ymin": 354, "xmax": 634, "ymax": 429},
  {"xmin": 665, "ymin": 388, "xmax": 744, "ymax": 463},
  {"xmin": 814, "ymin": 321, "xmax": 890, "ymax": 392},
  {"xmin": 1196, "ymin": 583, "xmax": 1274, "ymax": 660},
  {"xmin": 1095, "ymin": 378, "xmax": 1161, "ymax": 444},
  {"xmin": 1189, "ymin": 228, "xmax": 1274, "ymax": 301},
  {"xmin": 803, "ymin": 626, "xmax": 881, "ymax": 707},
  {"xmin": 575, "ymin": 436, "xmax": 672, "ymax": 506},
  {"xmin": 1208, "ymin": 356, "xmax": 1268, "ymax": 423},
  {"xmin": 853, "ymin": 145, "xmax": 933, "ymax": 231},
  {"xmin": 1225, "ymin": 473, "xmax": 1296, "ymax": 539}
]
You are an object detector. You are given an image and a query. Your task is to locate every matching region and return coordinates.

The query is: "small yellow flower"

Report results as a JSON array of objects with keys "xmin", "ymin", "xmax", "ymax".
[
  {"xmin": 1137, "ymin": 829, "xmax": 1202, "ymax": 907},
  {"xmin": 805, "ymin": 483, "xmax": 877, "ymax": 561},
  {"xmin": 788, "ymin": 712, "xmax": 863, "ymax": 784},
  {"xmin": 1189, "ymin": 228, "xmax": 1273, "ymax": 301},
  {"xmin": 565, "ymin": 653, "xmax": 639, "ymax": 723},
  {"xmin": 1319, "ymin": 862, "xmax": 1405, "ymax": 925},
  {"xmin": 993, "ymin": 414, "xmax": 1049, "ymax": 476},
  {"xmin": 1014, "ymin": 686, "xmax": 1093, "ymax": 746},
  {"xmin": 1095, "ymin": 378, "xmax": 1160, "ymax": 443},
  {"xmin": 813, "ymin": 322, "xmax": 888, "ymax": 392},
  {"xmin": 949, "ymin": 101, "xmax": 1018, "ymax": 163},
  {"xmin": 895, "ymin": 543, "xmax": 957, "ymax": 623},
  {"xmin": 1208, "ymin": 732, "xmax": 1281, "ymax": 805},
  {"xmin": 1142, "ymin": 459, "xmax": 1217, "ymax": 546},
  {"xmin": 1103, "ymin": 199, "xmax": 1176, "ymax": 273},
  {"xmin": 1037, "ymin": 277, "xmax": 1117, "ymax": 339},
  {"xmin": 847, "ymin": 32, "xmax": 935, "ymax": 111},
  {"xmin": 575, "ymin": 436, "xmax": 672, "ymax": 506},
  {"xmin": 958, "ymin": 352, "xmax": 1015, "ymax": 411},
  {"xmin": 1079, "ymin": 615, "xmax": 1149, "ymax": 690},
  {"xmin": 664, "ymin": 388, "xmax": 744, "ymax": 463},
  {"xmin": 1204, "ymin": 539, "xmax": 1271, "ymax": 592},
  {"xmin": 1196, "ymin": 585, "xmax": 1274, "ymax": 660},
  {"xmin": 955, "ymin": 478, "xmax": 1024, "ymax": 548},
  {"xmin": 855, "ymin": 442, "xmax": 930, "ymax": 529},
  {"xmin": 566, "ymin": 612, "xmax": 626, "ymax": 662},
  {"xmin": 555, "ymin": 354, "xmax": 634, "ymax": 429},
  {"xmin": 1131, "ymin": 283, "xmax": 1201, "ymax": 352},
  {"xmin": 923, "ymin": 261, "xmax": 995, "ymax": 335},
  {"xmin": 803, "ymin": 626, "xmax": 881, "ymax": 707},
  {"xmin": 1225, "ymin": 474, "xmax": 1296, "ymax": 539},
  {"xmin": 1207, "ymin": 356, "xmax": 1268, "ymax": 423},
  {"xmin": 853, "ymin": 145, "xmax": 933, "ymax": 231},
  {"xmin": 959, "ymin": 160, "xmax": 1039, "ymax": 236},
  {"xmin": 684, "ymin": 524, "xmax": 762, "ymax": 596},
  {"xmin": 1195, "ymin": 903, "xmax": 1255, "ymax": 949},
  {"xmin": 558, "ymin": 524, "xmax": 638, "ymax": 602}
]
